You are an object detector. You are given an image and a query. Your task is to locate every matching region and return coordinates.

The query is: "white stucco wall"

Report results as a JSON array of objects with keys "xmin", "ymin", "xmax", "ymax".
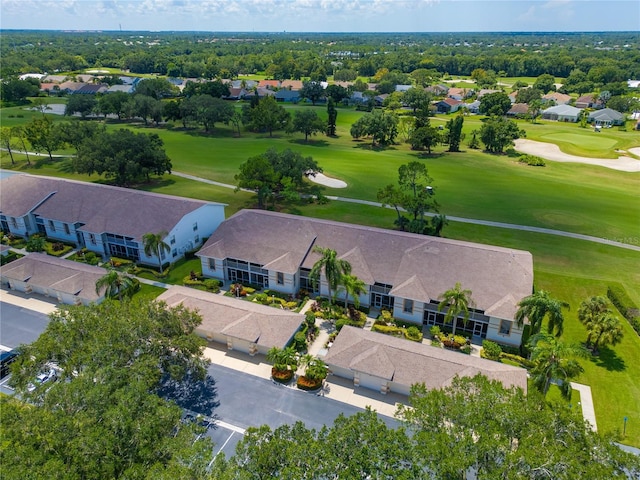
[{"xmin": 486, "ymin": 317, "xmax": 523, "ymax": 347}]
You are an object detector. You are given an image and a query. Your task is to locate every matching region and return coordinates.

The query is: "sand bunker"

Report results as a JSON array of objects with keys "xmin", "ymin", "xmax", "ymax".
[
  {"xmin": 307, "ymin": 173, "xmax": 347, "ymax": 188},
  {"xmin": 514, "ymin": 139, "xmax": 640, "ymax": 172}
]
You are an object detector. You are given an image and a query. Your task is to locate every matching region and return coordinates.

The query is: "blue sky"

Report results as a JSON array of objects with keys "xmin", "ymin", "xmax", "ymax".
[{"xmin": 1, "ymin": 0, "xmax": 638, "ymax": 32}]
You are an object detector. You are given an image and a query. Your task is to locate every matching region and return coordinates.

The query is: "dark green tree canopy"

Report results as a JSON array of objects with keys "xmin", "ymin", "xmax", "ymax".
[
  {"xmin": 479, "ymin": 115, "xmax": 525, "ymax": 154},
  {"xmin": 288, "ymin": 109, "xmax": 325, "ymax": 141},
  {"xmin": 300, "ymin": 80, "xmax": 326, "ymax": 105},
  {"xmin": 235, "ymin": 148, "xmax": 321, "ymax": 208},
  {"xmin": 3, "ymin": 299, "xmax": 213, "ymax": 480},
  {"xmin": 479, "ymin": 91, "xmax": 512, "ymax": 116},
  {"xmin": 73, "ymin": 128, "xmax": 172, "ymax": 186}
]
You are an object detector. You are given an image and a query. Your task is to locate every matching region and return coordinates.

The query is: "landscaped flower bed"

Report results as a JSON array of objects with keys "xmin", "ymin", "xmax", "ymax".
[
  {"xmin": 271, "ymin": 368, "xmax": 294, "ymax": 383},
  {"xmin": 296, "ymin": 375, "xmax": 323, "ymax": 391}
]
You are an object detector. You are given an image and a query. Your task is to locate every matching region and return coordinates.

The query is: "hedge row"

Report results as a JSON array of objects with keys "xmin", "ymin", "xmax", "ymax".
[{"xmin": 607, "ymin": 284, "xmax": 640, "ymax": 336}]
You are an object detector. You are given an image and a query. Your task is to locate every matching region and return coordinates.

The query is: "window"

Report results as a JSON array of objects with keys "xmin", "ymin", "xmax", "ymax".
[
  {"xmin": 11, "ymin": 218, "xmax": 18, "ymax": 228},
  {"xmin": 48, "ymin": 220, "xmax": 56, "ymax": 232},
  {"xmin": 194, "ymin": 234, "xmax": 200, "ymax": 243},
  {"xmin": 172, "ymin": 249, "xmax": 177, "ymax": 258},
  {"xmin": 277, "ymin": 272, "xmax": 284, "ymax": 285},
  {"xmin": 89, "ymin": 233, "xmax": 96, "ymax": 245},
  {"xmin": 64, "ymin": 223, "xmax": 70, "ymax": 235},
  {"xmin": 170, "ymin": 235, "xmax": 176, "ymax": 245},
  {"xmin": 499, "ymin": 320, "xmax": 512, "ymax": 335},
  {"xmin": 403, "ymin": 299, "xmax": 414, "ymax": 314},
  {"xmin": 193, "ymin": 222, "xmax": 198, "ymax": 231},
  {"xmin": 208, "ymin": 258, "xmax": 216, "ymax": 271}
]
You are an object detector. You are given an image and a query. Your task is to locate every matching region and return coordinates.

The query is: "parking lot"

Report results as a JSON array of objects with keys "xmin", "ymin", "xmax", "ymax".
[{"xmin": 0, "ymin": 293, "xmax": 398, "ymax": 459}]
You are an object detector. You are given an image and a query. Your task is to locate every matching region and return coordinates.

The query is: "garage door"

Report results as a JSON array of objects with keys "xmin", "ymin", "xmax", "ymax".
[{"xmin": 357, "ymin": 372, "xmax": 386, "ymax": 392}]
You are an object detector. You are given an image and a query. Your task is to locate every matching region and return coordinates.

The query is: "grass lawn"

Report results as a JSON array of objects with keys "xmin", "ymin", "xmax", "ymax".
[{"xmin": 133, "ymin": 283, "xmax": 166, "ymax": 302}]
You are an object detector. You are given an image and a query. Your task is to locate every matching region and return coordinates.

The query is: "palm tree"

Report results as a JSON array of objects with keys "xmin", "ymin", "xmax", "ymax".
[
  {"xmin": 300, "ymin": 354, "xmax": 328, "ymax": 382},
  {"xmin": 266, "ymin": 346, "xmax": 299, "ymax": 373},
  {"xmin": 309, "ymin": 246, "xmax": 351, "ymax": 303},
  {"xmin": 142, "ymin": 231, "xmax": 170, "ymax": 275},
  {"xmin": 577, "ymin": 296, "xmax": 611, "ymax": 348},
  {"xmin": 437, "ymin": 283, "xmax": 473, "ymax": 336},
  {"xmin": 95, "ymin": 269, "xmax": 137, "ymax": 301},
  {"xmin": 339, "ymin": 274, "xmax": 366, "ymax": 308},
  {"xmin": 528, "ymin": 333, "xmax": 588, "ymax": 399},
  {"xmin": 515, "ymin": 290, "xmax": 569, "ymax": 337},
  {"xmin": 586, "ymin": 311, "xmax": 624, "ymax": 355}
]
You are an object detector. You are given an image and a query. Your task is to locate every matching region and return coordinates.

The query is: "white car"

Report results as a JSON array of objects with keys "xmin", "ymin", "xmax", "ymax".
[{"xmin": 27, "ymin": 369, "xmax": 57, "ymax": 392}]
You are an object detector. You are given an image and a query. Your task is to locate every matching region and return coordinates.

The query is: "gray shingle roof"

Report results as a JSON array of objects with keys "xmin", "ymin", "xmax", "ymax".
[
  {"xmin": 0, "ymin": 175, "xmax": 224, "ymax": 241},
  {"xmin": 0, "ymin": 253, "xmax": 107, "ymax": 301},
  {"xmin": 198, "ymin": 210, "xmax": 533, "ymax": 319},
  {"xmin": 324, "ymin": 326, "xmax": 528, "ymax": 392},
  {"xmin": 156, "ymin": 285, "xmax": 303, "ymax": 349}
]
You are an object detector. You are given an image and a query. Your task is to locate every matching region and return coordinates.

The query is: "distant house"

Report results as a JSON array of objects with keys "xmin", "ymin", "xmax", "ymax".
[
  {"xmin": 476, "ymin": 89, "xmax": 500, "ymax": 99},
  {"xmin": 466, "ymin": 100, "xmax": 482, "ymax": 114},
  {"xmin": 374, "ymin": 94, "xmax": 389, "ymax": 106},
  {"xmin": 395, "ymin": 84, "xmax": 413, "ymax": 92},
  {"xmin": 225, "ymin": 87, "xmax": 251, "ymax": 100},
  {"xmin": 105, "ymin": 84, "xmax": 135, "ymax": 94},
  {"xmin": 447, "ymin": 87, "xmax": 473, "ymax": 101},
  {"xmin": 323, "ymin": 326, "xmax": 528, "ymax": 396},
  {"xmin": 280, "ymin": 80, "xmax": 303, "ymax": 90},
  {"xmin": 506, "ymin": 103, "xmax": 530, "ymax": 118},
  {"xmin": 19, "ymin": 73, "xmax": 46, "ymax": 81},
  {"xmin": 255, "ymin": 87, "xmax": 276, "ymax": 98},
  {"xmin": 332, "ymin": 81, "xmax": 354, "ymax": 89},
  {"xmin": 0, "ymin": 253, "xmax": 108, "ymax": 306},
  {"xmin": 435, "ymin": 97, "xmax": 463, "ymax": 113},
  {"xmin": 42, "ymin": 75, "xmax": 68, "ymax": 84},
  {"xmin": 541, "ymin": 104, "xmax": 582, "ymax": 122},
  {"xmin": 39, "ymin": 83, "xmax": 59, "ymax": 95},
  {"xmin": 542, "ymin": 92, "xmax": 572, "ymax": 105},
  {"xmin": 197, "ymin": 209, "xmax": 533, "ymax": 348},
  {"xmin": 575, "ymin": 94, "xmax": 600, "ymax": 109},
  {"xmin": 588, "ymin": 108, "xmax": 625, "ymax": 126},
  {"xmin": 426, "ymin": 84, "xmax": 448, "ymax": 96},
  {"xmin": 258, "ymin": 80, "xmax": 280, "ymax": 90},
  {"xmin": 508, "ymin": 92, "xmax": 518, "ymax": 104},
  {"xmin": 275, "ymin": 89, "xmax": 301, "ymax": 103},
  {"xmin": 0, "ymin": 175, "xmax": 226, "ymax": 268},
  {"xmin": 74, "ymin": 84, "xmax": 107, "ymax": 95},
  {"xmin": 58, "ymin": 81, "xmax": 85, "ymax": 94},
  {"xmin": 75, "ymin": 74, "xmax": 96, "ymax": 83},
  {"xmin": 119, "ymin": 76, "xmax": 141, "ymax": 86},
  {"xmin": 226, "ymin": 79, "xmax": 257, "ymax": 90},
  {"xmin": 627, "ymin": 80, "xmax": 640, "ymax": 89},
  {"xmin": 156, "ymin": 285, "xmax": 303, "ymax": 356},
  {"xmin": 349, "ymin": 91, "xmax": 367, "ymax": 105}
]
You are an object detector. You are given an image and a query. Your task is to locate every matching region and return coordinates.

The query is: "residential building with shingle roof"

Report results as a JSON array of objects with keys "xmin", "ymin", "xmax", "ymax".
[
  {"xmin": 156, "ymin": 285, "xmax": 303, "ymax": 355},
  {"xmin": 324, "ymin": 326, "xmax": 528, "ymax": 395},
  {"xmin": 588, "ymin": 108, "xmax": 625, "ymax": 126},
  {"xmin": 0, "ymin": 253, "xmax": 108, "ymax": 306},
  {"xmin": 0, "ymin": 174, "xmax": 225, "ymax": 268},
  {"xmin": 541, "ymin": 92, "xmax": 572, "ymax": 105},
  {"xmin": 197, "ymin": 210, "xmax": 533, "ymax": 347},
  {"xmin": 541, "ymin": 104, "xmax": 582, "ymax": 122}
]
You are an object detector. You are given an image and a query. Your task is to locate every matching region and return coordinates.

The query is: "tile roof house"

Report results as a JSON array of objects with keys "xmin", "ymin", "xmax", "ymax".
[
  {"xmin": 258, "ymin": 80, "xmax": 281, "ymax": 90},
  {"xmin": 541, "ymin": 92, "xmax": 572, "ymax": 105},
  {"xmin": 324, "ymin": 326, "xmax": 528, "ymax": 396},
  {"xmin": 447, "ymin": 87, "xmax": 473, "ymax": 101},
  {"xmin": 435, "ymin": 97, "xmax": 464, "ymax": 113},
  {"xmin": 476, "ymin": 89, "xmax": 500, "ymax": 99},
  {"xmin": 280, "ymin": 80, "xmax": 303, "ymax": 90},
  {"xmin": 0, "ymin": 175, "xmax": 226, "ymax": 269},
  {"xmin": 0, "ymin": 253, "xmax": 108, "ymax": 306},
  {"xmin": 541, "ymin": 104, "xmax": 582, "ymax": 122},
  {"xmin": 197, "ymin": 210, "xmax": 533, "ymax": 347},
  {"xmin": 156, "ymin": 285, "xmax": 303, "ymax": 356},
  {"xmin": 588, "ymin": 108, "xmax": 625, "ymax": 126},
  {"xmin": 575, "ymin": 94, "xmax": 600, "ymax": 109},
  {"xmin": 506, "ymin": 103, "xmax": 530, "ymax": 117}
]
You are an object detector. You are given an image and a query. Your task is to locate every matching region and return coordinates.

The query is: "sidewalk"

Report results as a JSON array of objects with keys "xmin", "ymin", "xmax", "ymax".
[{"xmin": 0, "ymin": 286, "xmax": 58, "ymax": 315}]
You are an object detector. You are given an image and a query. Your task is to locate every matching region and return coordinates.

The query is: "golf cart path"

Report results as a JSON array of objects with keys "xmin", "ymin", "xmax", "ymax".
[
  {"xmin": 170, "ymin": 171, "xmax": 640, "ymax": 253},
  {"xmin": 514, "ymin": 139, "xmax": 640, "ymax": 172}
]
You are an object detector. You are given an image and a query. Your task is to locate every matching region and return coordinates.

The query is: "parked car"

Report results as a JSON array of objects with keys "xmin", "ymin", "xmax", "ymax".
[
  {"xmin": 0, "ymin": 350, "xmax": 18, "ymax": 379},
  {"xmin": 27, "ymin": 368, "xmax": 57, "ymax": 392}
]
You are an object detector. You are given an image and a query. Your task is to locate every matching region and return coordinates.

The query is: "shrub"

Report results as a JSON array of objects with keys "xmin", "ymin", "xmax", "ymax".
[
  {"xmin": 293, "ymin": 331, "xmax": 307, "ymax": 351},
  {"xmin": 460, "ymin": 345, "xmax": 472, "ymax": 355},
  {"xmin": 25, "ymin": 235, "xmax": 45, "ymax": 252},
  {"xmin": 429, "ymin": 326, "xmax": 442, "ymax": 338},
  {"xmin": 203, "ymin": 279, "xmax": 221, "ymax": 293},
  {"xmin": 372, "ymin": 324, "xmax": 404, "ymax": 337},
  {"xmin": 378, "ymin": 310, "xmax": 394, "ymax": 324},
  {"xmin": 481, "ymin": 340, "xmax": 503, "ymax": 360},
  {"xmin": 518, "ymin": 154, "xmax": 546, "ymax": 166},
  {"xmin": 83, "ymin": 251, "xmax": 99, "ymax": 265},
  {"xmin": 110, "ymin": 257, "xmax": 134, "ymax": 268},
  {"xmin": 335, "ymin": 317, "xmax": 366, "ymax": 331},
  {"xmin": 44, "ymin": 241, "xmax": 73, "ymax": 257},
  {"xmin": 500, "ymin": 352, "xmax": 535, "ymax": 369},
  {"xmin": 283, "ymin": 301, "xmax": 298, "ymax": 310},
  {"xmin": 405, "ymin": 326, "xmax": 423, "ymax": 342}
]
